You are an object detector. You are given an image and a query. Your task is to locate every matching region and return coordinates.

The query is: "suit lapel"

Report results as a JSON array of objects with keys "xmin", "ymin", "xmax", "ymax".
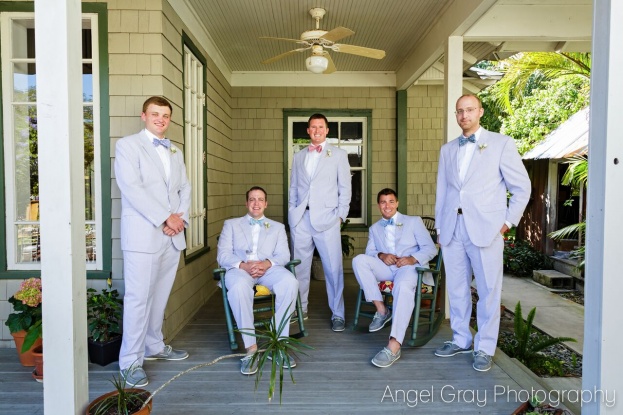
[
  {"xmin": 463, "ymin": 131, "xmax": 488, "ymax": 184},
  {"xmin": 311, "ymin": 143, "xmax": 330, "ymax": 181},
  {"xmin": 238, "ymin": 218, "xmax": 254, "ymax": 251},
  {"xmin": 394, "ymin": 213, "xmax": 404, "ymax": 244},
  {"xmin": 373, "ymin": 222, "xmax": 388, "ymax": 253},
  {"xmin": 257, "ymin": 221, "xmax": 268, "ymax": 254},
  {"xmin": 140, "ymin": 132, "xmax": 167, "ymax": 182},
  {"xmin": 449, "ymin": 139, "xmax": 461, "ymax": 185}
]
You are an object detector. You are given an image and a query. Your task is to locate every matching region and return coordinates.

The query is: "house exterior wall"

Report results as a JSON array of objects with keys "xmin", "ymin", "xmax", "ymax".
[
  {"xmin": 406, "ymin": 84, "xmax": 444, "ymax": 218},
  {"xmin": 2, "ymin": 0, "xmax": 443, "ymax": 347}
]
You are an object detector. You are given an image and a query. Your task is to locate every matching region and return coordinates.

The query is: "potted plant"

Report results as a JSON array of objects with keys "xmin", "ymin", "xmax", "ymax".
[
  {"xmin": 311, "ymin": 219, "xmax": 355, "ymax": 280},
  {"xmin": 87, "ymin": 304, "xmax": 311, "ymax": 413},
  {"xmin": 86, "ymin": 374, "xmax": 152, "ymax": 415},
  {"xmin": 5, "ymin": 277, "xmax": 43, "ymax": 366},
  {"xmin": 87, "ymin": 278, "xmax": 123, "ymax": 366}
]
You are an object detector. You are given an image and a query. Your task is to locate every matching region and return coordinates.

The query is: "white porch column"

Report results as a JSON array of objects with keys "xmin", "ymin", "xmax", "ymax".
[
  {"xmin": 34, "ymin": 0, "xmax": 88, "ymax": 413},
  {"xmin": 442, "ymin": 36, "xmax": 463, "ymax": 317},
  {"xmin": 583, "ymin": 0, "xmax": 623, "ymax": 413}
]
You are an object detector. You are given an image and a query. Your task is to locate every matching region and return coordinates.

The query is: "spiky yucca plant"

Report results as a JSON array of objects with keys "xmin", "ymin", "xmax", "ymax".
[{"xmin": 506, "ymin": 302, "xmax": 576, "ymax": 372}]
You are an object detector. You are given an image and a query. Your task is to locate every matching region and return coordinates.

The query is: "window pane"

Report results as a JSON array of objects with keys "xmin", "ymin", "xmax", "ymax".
[
  {"xmin": 343, "ymin": 145, "xmax": 363, "ymax": 167},
  {"xmin": 13, "ymin": 62, "xmax": 36, "ymax": 102},
  {"xmin": 84, "ymin": 106, "xmax": 95, "ymax": 221},
  {"xmin": 293, "ymin": 122, "xmax": 308, "ymax": 139},
  {"xmin": 14, "ymin": 104, "xmax": 38, "ymax": 220},
  {"xmin": 82, "ymin": 28, "xmax": 92, "ymax": 59},
  {"xmin": 86, "ymin": 224, "xmax": 96, "ymax": 263},
  {"xmin": 17, "ymin": 224, "xmax": 40, "ymax": 263},
  {"xmin": 12, "ymin": 21, "xmax": 35, "ymax": 59},
  {"xmin": 327, "ymin": 121, "xmax": 338, "ymax": 138},
  {"xmin": 341, "ymin": 122, "xmax": 363, "ymax": 141},
  {"xmin": 350, "ymin": 170, "xmax": 363, "ymax": 219},
  {"xmin": 83, "ymin": 65, "xmax": 93, "ymax": 102}
]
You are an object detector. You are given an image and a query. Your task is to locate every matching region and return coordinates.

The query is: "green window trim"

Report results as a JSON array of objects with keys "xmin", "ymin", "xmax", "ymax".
[{"xmin": 0, "ymin": 2, "xmax": 111, "ymax": 279}]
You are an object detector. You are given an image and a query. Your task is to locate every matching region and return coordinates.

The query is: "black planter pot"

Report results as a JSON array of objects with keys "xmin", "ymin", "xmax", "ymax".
[{"xmin": 88, "ymin": 335, "xmax": 122, "ymax": 366}]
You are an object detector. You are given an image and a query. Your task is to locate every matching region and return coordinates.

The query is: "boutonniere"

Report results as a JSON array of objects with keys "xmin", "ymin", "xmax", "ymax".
[
  {"xmin": 264, "ymin": 222, "xmax": 270, "ymax": 229},
  {"xmin": 170, "ymin": 146, "xmax": 177, "ymax": 154},
  {"xmin": 478, "ymin": 143, "xmax": 487, "ymax": 153},
  {"xmin": 396, "ymin": 223, "xmax": 403, "ymax": 227},
  {"xmin": 326, "ymin": 149, "xmax": 332, "ymax": 157}
]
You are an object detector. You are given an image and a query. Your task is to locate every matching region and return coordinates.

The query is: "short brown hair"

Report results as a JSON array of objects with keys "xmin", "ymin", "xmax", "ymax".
[
  {"xmin": 308, "ymin": 113, "xmax": 329, "ymax": 128},
  {"xmin": 377, "ymin": 188, "xmax": 398, "ymax": 203},
  {"xmin": 457, "ymin": 94, "xmax": 482, "ymax": 108},
  {"xmin": 246, "ymin": 186, "xmax": 267, "ymax": 201},
  {"xmin": 142, "ymin": 96, "xmax": 173, "ymax": 114}
]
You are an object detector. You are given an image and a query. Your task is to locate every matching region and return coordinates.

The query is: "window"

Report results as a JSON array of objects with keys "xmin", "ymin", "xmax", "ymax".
[
  {"xmin": 1, "ymin": 12, "xmax": 102, "ymax": 271},
  {"xmin": 182, "ymin": 39, "xmax": 207, "ymax": 256},
  {"xmin": 286, "ymin": 112, "xmax": 370, "ymax": 225}
]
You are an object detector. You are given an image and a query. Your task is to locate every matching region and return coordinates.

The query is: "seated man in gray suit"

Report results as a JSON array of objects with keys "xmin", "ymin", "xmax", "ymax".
[
  {"xmin": 352, "ymin": 188, "xmax": 437, "ymax": 368},
  {"xmin": 217, "ymin": 186, "xmax": 299, "ymax": 375}
]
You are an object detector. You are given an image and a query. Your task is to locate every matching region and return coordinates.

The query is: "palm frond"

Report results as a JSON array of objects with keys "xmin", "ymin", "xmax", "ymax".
[{"xmin": 548, "ymin": 222, "xmax": 585, "ymax": 240}]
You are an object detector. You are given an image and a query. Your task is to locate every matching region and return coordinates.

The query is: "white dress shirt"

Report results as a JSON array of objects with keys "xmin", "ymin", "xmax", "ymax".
[
  {"xmin": 144, "ymin": 129, "xmax": 171, "ymax": 181},
  {"xmin": 305, "ymin": 141, "xmax": 325, "ymax": 178}
]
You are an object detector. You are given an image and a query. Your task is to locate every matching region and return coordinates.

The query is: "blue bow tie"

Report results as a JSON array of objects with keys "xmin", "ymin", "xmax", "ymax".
[
  {"xmin": 381, "ymin": 218, "xmax": 395, "ymax": 227},
  {"xmin": 153, "ymin": 138, "xmax": 171, "ymax": 149},
  {"xmin": 249, "ymin": 218, "xmax": 264, "ymax": 226},
  {"xmin": 459, "ymin": 134, "xmax": 476, "ymax": 147}
]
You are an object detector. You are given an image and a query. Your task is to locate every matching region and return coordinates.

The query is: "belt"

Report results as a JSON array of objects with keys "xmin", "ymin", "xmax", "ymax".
[{"xmin": 457, "ymin": 208, "xmax": 463, "ymax": 215}]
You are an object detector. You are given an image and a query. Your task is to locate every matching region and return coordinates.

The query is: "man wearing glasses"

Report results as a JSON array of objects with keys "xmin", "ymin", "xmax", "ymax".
[{"xmin": 434, "ymin": 94, "xmax": 530, "ymax": 372}]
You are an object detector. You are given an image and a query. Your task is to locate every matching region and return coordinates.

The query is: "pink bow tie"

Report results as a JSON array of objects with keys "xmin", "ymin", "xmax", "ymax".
[{"xmin": 308, "ymin": 144, "xmax": 322, "ymax": 153}]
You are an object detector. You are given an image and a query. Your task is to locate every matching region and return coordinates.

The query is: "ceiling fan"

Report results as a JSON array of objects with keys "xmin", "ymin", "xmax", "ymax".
[{"xmin": 260, "ymin": 7, "xmax": 386, "ymax": 74}]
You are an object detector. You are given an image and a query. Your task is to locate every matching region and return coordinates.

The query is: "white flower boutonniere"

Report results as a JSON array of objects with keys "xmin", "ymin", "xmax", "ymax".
[
  {"xmin": 326, "ymin": 149, "xmax": 332, "ymax": 157},
  {"xmin": 170, "ymin": 146, "xmax": 177, "ymax": 154},
  {"xmin": 396, "ymin": 223, "xmax": 403, "ymax": 228},
  {"xmin": 478, "ymin": 143, "xmax": 487, "ymax": 153},
  {"xmin": 264, "ymin": 222, "xmax": 270, "ymax": 229}
]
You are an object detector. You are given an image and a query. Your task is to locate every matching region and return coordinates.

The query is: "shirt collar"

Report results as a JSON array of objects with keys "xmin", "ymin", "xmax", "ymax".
[{"xmin": 462, "ymin": 127, "xmax": 482, "ymax": 142}]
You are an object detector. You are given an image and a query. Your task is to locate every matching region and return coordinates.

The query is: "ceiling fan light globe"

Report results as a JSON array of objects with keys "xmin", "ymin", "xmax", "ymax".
[{"xmin": 306, "ymin": 55, "xmax": 328, "ymax": 74}]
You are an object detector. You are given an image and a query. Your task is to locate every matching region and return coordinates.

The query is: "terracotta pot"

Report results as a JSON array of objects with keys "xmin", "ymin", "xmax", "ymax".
[
  {"xmin": 32, "ymin": 345, "xmax": 43, "ymax": 383},
  {"xmin": 86, "ymin": 389, "xmax": 152, "ymax": 415},
  {"xmin": 11, "ymin": 330, "xmax": 43, "ymax": 367}
]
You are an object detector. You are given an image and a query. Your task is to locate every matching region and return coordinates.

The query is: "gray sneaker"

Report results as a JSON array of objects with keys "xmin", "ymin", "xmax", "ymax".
[
  {"xmin": 434, "ymin": 341, "xmax": 473, "ymax": 357},
  {"xmin": 290, "ymin": 311, "xmax": 309, "ymax": 324},
  {"xmin": 331, "ymin": 317, "xmax": 346, "ymax": 332},
  {"xmin": 267, "ymin": 352, "xmax": 297, "ymax": 368},
  {"xmin": 144, "ymin": 345, "xmax": 189, "ymax": 361},
  {"xmin": 120, "ymin": 364, "xmax": 148, "ymax": 387},
  {"xmin": 369, "ymin": 310, "xmax": 392, "ymax": 332},
  {"xmin": 371, "ymin": 347, "xmax": 401, "ymax": 368},
  {"xmin": 240, "ymin": 355, "xmax": 259, "ymax": 375},
  {"xmin": 473, "ymin": 350, "xmax": 493, "ymax": 372}
]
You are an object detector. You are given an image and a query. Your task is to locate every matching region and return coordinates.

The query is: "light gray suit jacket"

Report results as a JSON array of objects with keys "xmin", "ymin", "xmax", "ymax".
[
  {"xmin": 288, "ymin": 143, "xmax": 352, "ymax": 231},
  {"xmin": 366, "ymin": 212, "xmax": 438, "ymax": 269},
  {"xmin": 115, "ymin": 130, "xmax": 191, "ymax": 253},
  {"xmin": 217, "ymin": 217, "xmax": 290, "ymax": 270},
  {"xmin": 435, "ymin": 128, "xmax": 530, "ymax": 247}
]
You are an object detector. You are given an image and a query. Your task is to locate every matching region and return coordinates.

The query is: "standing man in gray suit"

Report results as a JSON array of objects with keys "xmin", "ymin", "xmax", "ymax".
[
  {"xmin": 115, "ymin": 96, "xmax": 191, "ymax": 387},
  {"xmin": 434, "ymin": 94, "xmax": 530, "ymax": 372},
  {"xmin": 353, "ymin": 188, "xmax": 437, "ymax": 368},
  {"xmin": 289, "ymin": 113, "xmax": 352, "ymax": 332},
  {"xmin": 217, "ymin": 186, "xmax": 299, "ymax": 375}
]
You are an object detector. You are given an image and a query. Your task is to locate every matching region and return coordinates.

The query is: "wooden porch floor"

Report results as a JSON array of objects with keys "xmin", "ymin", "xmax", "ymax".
[{"xmin": 1, "ymin": 274, "xmax": 530, "ymax": 414}]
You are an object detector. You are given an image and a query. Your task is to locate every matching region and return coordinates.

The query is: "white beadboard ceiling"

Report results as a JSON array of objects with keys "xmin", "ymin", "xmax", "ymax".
[{"xmin": 178, "ymin": 0, "xmax": 593, "ymax": 85}]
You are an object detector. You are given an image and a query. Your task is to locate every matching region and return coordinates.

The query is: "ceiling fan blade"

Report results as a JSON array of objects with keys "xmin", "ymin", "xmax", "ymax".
[
  {"xmin": 320, "ymin": 26, "xmax": 355, "ymax": 43},
  {"xmin": 259, "ymin": 36, "xmax": 304, "ymax": 44},
  {"xmin": 332, "ymin": 44, "xmax": 386, "ymax": 60},
  {"xmin": 323, "ymin": 52, "xmax": 337, "ymax": 74},
  {"xmin": 261, "ymin": 48, "xmax": 308, "ymax": 65}
]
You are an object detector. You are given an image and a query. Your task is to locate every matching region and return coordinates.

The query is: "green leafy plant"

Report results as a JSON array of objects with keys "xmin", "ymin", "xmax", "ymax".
[
  {"xmin": 87, "ymin": 278, "xmax": 123, "ymax": 342},
  {"xmin": 5, "ymin": 277, "xmax": 43, "ymax": 352},
  {"xmin": 501, "ymin": 302, "xmax": 576, "ymax": 376},
  {"xmin": 88, "ymin": 373, "xmax": 151, "ymax": 415},
  {"xmin": 239, "ymin": 303, "xmax": 313, "ymax": 403},
  {"xmin": 503, "ymin": 237, "xmax": 553, "ymax": 278}
]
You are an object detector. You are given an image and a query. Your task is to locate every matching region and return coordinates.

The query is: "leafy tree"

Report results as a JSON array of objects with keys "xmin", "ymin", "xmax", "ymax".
[{"xmin": 500, "ymin": 77, "xmax": 589, "ymax": 154}]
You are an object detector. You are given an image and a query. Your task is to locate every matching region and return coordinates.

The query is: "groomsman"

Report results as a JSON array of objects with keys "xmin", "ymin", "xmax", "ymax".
[
  {"xmin": 434, "ymin": 94, "xmax": 530, "ymax": 372},
  {"xmin": 115, "ymin": 96, "xmax": 191, "ymax": 387},
  {"xmin": 288, "ymin": 114, "xmax": 352, "ymax": 332},
  {"xmin": 217, "ymin": 186, "xmax": 299, "ymax": 375},
  {"xmin": 352, "ymin": 188, "xmax": 437, "ymax": 367}
]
